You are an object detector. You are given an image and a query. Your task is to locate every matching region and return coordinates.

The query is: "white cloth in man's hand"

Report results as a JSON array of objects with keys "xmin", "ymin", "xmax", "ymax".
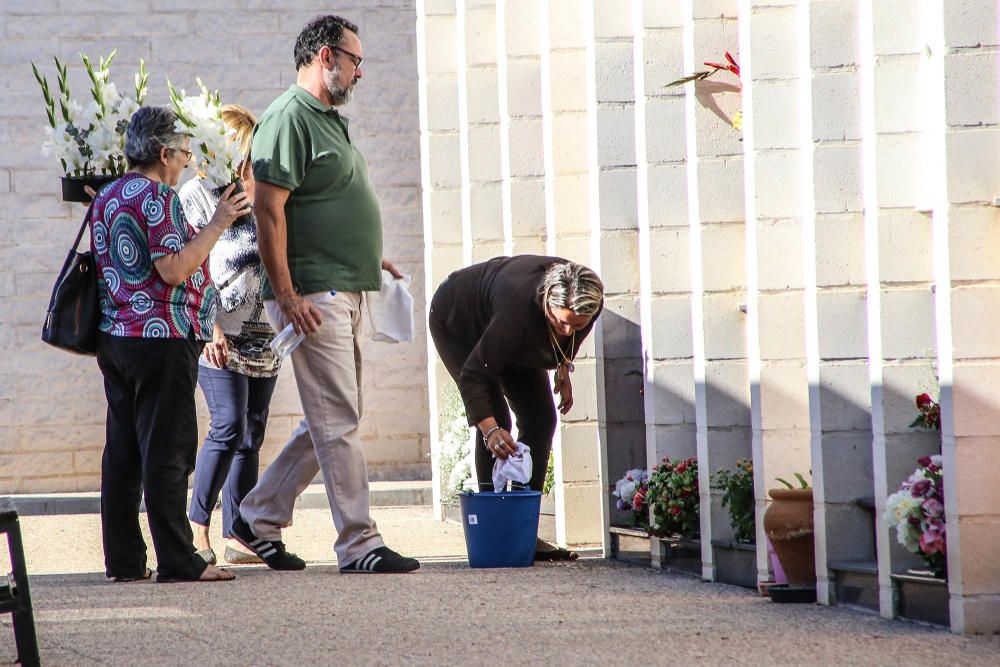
[
  {"xmin": 492, "ymin": 442, "xmax": 533, "ymax": 492},
  {"xmin": 367, "ymin": 270, "xmax": 414, "ymax": 343}
]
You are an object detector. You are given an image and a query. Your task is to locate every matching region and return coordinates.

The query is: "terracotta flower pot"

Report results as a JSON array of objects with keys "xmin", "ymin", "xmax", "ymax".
[{"xmin": 763, "ymin": 488, "xmax": 815, "ymax": 586}]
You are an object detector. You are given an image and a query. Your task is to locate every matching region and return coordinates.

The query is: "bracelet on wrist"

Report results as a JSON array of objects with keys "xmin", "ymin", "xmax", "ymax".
[{"xmin": 481, "ymin": 425, "xmax": 501, "ymax": 445}]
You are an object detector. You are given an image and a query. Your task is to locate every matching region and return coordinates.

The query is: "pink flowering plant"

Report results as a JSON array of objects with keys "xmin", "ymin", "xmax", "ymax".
[
  {"xmin": 647, "ymin": 457, "xmax": 700, "ymax": 538},
  {"xmin": 612, "ymin": 468, "xmax": 649, "ymax": 530},
  {"xmin": 884, "ymin": 455, "xmax": 946, "ymax": 576}
]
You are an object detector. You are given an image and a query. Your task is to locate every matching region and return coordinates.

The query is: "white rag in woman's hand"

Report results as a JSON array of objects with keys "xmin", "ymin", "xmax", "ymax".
[{"xmin": 492, "ymin": 442, "xmax": 533, "ymax": 492}]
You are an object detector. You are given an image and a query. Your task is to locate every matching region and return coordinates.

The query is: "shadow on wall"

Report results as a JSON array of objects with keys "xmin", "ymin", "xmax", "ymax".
[{"xmin": 599, "ymin": 308, "xmax": 647, "ymax": 527}]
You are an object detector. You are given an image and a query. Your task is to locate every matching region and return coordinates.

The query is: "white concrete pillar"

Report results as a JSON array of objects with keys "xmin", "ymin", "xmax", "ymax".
[
  {"xmin": 501, "ymin": 0, "xmax": 547, "ymax": 255},
  {"xmin": 742, "ymin": 0, "xmax": 813, "ymax": 584},
  {"xmin": 806, "ymin": 0, "xmax": 873, "ymax": 606},
  {"xmin": 461, "ymin": 1, "xmax": 505, "ymax": 262},
  {"xmin": 542, "ymin": 0, "xmax": 607, "ymax": 547},
  {"xmin": 417, "ymin": 0, "xmax": 468, "ymax": 517},
  {"xmin": 937, "ymin": 0, "xmax": 1000, "ymax": 635},
  {"xmin": 686, "ymin": 0, "xmax": 750, "ymax": 581},
  {"xmin": 592, "ymin": 0, "xmax": 644, "ymax": 559},
  {"xmin": 862, "ymin": 0, "xmax": 942, "ymax": 619}
]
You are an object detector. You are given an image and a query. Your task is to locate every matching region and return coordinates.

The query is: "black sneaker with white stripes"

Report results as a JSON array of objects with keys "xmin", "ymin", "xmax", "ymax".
[
  {"xmin": 230, "ymin": 515, "xmax": 306, "ymax": 571},
  {"xmin": 340, "ymin": 546, "xmax": 420, "ymax": 574}
]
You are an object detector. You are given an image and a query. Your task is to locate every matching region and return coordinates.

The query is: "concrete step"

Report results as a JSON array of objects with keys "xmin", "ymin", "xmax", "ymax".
[{"xmin": 6, "ymin": 480, "xmax": 433, "ymax": 517}]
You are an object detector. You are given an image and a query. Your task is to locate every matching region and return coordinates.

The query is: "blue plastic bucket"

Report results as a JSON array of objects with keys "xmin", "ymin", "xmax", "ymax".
[{"xmin": 459, "ymin": 490, "xmax": 541, "ymax": 568}]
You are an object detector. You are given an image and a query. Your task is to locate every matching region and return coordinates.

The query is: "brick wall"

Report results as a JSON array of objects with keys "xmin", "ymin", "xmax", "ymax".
[{"xmin": 0, "ymin": 0, "xmax": 429, "ymax": 493}]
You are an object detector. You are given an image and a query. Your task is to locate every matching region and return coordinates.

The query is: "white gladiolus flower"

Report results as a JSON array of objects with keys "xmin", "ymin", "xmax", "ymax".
[
  {"xmin": 102, "ymin": 81, "xmax": 121, "ymax": 108},
  {"xmin": 80, "ymin": 101, "xmax": 103, "ymax": 131},
  {"xmin": 36, "ymin": 53, "xmax": 143, "ymax": 177},
  {"xmin": 88, "ymin": 123, "xmax": 121, "ymax": 170},
  {"xmin": 64, "ymin": 99, "xmax": 82, "ymax": 125},
  {"xmin": 170, "ymin": 88, "xmax": 243, "ymax": 187},
  {"xmin": 115, "ymin": 96, "xmax": 139, "ymax": 124},
  {"xmin": 42, "ymin": 123, "xmax": 70, "ymax": 156}
]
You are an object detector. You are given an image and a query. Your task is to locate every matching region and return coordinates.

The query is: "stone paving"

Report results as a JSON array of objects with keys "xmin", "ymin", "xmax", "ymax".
[{"xmin": 1, "ymin": 507, "xmax": 998, "ymax": 666}]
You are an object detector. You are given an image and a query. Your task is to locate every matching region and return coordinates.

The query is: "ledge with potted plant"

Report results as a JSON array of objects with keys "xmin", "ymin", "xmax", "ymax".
[
  {"xmin": 647, "ymin": 457, "xmax": 701, "ymax": 575},
  {"xmin": 608, "ymin": 468, "xmax": 650, "ymax": 562},
  {"xmin": 882, "ymin": 395, "xmax": 949, "ymax": 626},
  {"xmin": 33, "ymin": 50, "xmax": 147, "ymax": 202},
  {"xmin": 763, "ymin": 471, "xmax": 816, "ymax": 603},
  {"xmin": 710, "ymin": 459, "xmax": 757, "ymax": 588}
]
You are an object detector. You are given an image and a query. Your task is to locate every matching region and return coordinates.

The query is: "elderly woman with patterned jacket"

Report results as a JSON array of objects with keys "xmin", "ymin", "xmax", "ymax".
[
  {"xmin": 91, "ymin": 105, "xmax": 249, "ymax": 582},
  {"xmin": 179, "ymin": 104, "xmax": 281, "ymax": 567},
  {"xmin": 429, "ymin": 255, "xmax": 604, "ymax": 561}
]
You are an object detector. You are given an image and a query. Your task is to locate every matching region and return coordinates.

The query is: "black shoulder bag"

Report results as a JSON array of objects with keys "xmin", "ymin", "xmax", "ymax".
[{"xmin": 41, "ymin": 202, "xmax": 100, "ymax": 355}]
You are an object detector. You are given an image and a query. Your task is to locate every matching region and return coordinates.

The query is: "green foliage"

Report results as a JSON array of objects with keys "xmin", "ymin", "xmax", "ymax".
[
  {"xmin": 775, "ymin": 472, "xmax": 811, "ymax": 490},
  {"xmin": 31, "ymin": 62, "xmax": 56, "ymax": 128},
  {"xmin": 647, "ymin": 456, "xmax": 699, "ymax": 537},
  {"xmin": 711, "ymin": 459, "xmax": 755, "ymax": 543},
  {"xmin": 134, "ymin": 60, "xmax": 148, "ymax": 105},
  {"xmin": 542, "ymin": 454, "xmax": 555, "ymax": 496},
  {"xmin": 438, "ymin": 384, "xmax": 473, "ymax": 503}
]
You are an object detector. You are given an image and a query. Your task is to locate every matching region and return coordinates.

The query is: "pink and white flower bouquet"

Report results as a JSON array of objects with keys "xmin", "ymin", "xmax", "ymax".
[
  {"xmin": 613, "ymin": 468, "xmax": 649, "ymax": 530},
  {"xmin": 884, "ymin": 455, "xmax": 946, "ymax": 576}
]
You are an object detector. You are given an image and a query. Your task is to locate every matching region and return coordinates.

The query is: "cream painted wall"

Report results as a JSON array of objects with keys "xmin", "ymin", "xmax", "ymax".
[{"xmin": 0, "ymin": 1, "xmax": 430, "ymax": 491}]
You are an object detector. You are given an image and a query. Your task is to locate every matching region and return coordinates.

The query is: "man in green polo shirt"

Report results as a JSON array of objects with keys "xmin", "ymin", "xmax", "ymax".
[{"xmin": 234, "ymin": 15, "xmax": 420, "ymax": 574}]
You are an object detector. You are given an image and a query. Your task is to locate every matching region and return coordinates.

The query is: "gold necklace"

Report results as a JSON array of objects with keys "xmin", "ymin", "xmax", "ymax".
[{"xmin": 547, "ymin": 324, "xmax": 575, "ymax": 372}]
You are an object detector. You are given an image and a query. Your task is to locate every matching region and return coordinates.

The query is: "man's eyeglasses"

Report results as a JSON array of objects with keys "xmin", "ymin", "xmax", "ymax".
[{"xmin": 332, "ymin": 45, "xmax": 363, "ymax": 70}]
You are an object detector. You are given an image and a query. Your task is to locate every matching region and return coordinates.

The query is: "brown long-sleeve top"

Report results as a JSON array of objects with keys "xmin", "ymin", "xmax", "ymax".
[{"xmin": 430, "ymin": 255, "xmax": 601, "ymax": 426}]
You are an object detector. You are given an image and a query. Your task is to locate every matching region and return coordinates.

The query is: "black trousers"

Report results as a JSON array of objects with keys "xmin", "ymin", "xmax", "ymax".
[
  {"xmin": 96, "ymin": 332, "xmax": 207, "ymax": 581},
  {"xmin": 429, "ymin": 314, "xmax": 557, "ymax": 492}
]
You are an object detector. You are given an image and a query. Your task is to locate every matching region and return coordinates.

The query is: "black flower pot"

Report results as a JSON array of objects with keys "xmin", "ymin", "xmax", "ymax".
[
  {"xmin": 61, "ymin": 175, "xmax": 117, "ymax": 203},
  {"xmin": 212, "ymin": 178, "xmax": 253, "ymax": 228}
]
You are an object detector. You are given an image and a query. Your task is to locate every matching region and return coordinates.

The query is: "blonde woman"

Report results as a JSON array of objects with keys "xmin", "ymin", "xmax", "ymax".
[
  {"xmin": 180, "ymin": 105, "xmax": 280, "ymax": 566},
  {"xmin": 428, "ymin": 256, "xmax": 604, "ymax": 561}
]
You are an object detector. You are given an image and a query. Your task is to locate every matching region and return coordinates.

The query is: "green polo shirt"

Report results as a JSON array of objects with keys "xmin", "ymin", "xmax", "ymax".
[{"xmin": 252, "ymin": 85, "xmax": 383, "ymax": 298}]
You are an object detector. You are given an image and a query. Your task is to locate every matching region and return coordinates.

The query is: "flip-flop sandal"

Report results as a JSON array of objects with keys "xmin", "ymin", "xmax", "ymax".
[
  {"xmin": 534, "ymin": 547, "xmax": 579, "ymax": 562},
  {"xmin": 111, "ymin": 568, "xmax": 153, "ymax": 583}
]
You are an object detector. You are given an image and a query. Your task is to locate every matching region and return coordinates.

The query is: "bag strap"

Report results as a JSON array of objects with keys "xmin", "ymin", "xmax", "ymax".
[{"xmin": 72, "ymin": 200, "xmax": 97, "ymax": 252}]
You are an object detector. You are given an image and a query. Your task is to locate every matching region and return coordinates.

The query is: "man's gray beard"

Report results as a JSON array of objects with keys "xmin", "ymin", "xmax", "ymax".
[{"xmin": 324, "ymin": 63, "xmax": 354, "ymax": 106}]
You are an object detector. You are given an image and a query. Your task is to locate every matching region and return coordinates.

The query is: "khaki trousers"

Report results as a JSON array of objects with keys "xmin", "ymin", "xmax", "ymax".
[{"xmin": 240, "ymin": 291, "xmax": 383, "ymax": 565}]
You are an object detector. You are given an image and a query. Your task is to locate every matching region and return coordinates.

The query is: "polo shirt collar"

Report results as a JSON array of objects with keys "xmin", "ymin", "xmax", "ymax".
[{"xmin": 289, "ymin": 84, "xmax": 348, "ymax": 124}]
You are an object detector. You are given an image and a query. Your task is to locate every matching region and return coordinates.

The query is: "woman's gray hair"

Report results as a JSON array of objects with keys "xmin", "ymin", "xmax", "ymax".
[
  {"xmin": 124, "ymin": 105, "xmax": 186, "ymax": 168},
  {"xmin": 538, "ymin": 261, "xmax": 604, "ymax": 316}
]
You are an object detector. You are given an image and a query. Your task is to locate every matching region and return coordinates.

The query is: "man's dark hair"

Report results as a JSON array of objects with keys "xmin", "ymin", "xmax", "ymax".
[{"xmin": 294, "ymin": 15, "xmax": 359, "ymax": 70}]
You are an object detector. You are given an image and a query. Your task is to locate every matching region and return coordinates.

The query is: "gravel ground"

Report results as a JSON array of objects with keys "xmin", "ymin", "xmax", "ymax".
[{"xmin": 1, "ymin": 507, "xmax": 998, "ymax": 666}]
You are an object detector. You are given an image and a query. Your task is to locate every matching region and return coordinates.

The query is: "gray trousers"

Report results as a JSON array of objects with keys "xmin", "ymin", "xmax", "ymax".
[{"xmin": 239, "ymin": 291, "xmax": 383, "ymax": 565}]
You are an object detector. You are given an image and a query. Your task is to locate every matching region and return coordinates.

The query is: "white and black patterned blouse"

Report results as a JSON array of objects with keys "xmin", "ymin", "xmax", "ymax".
[{"xmin": 178, "ymin": 179, "xmax": 281, "ymax": 378}]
